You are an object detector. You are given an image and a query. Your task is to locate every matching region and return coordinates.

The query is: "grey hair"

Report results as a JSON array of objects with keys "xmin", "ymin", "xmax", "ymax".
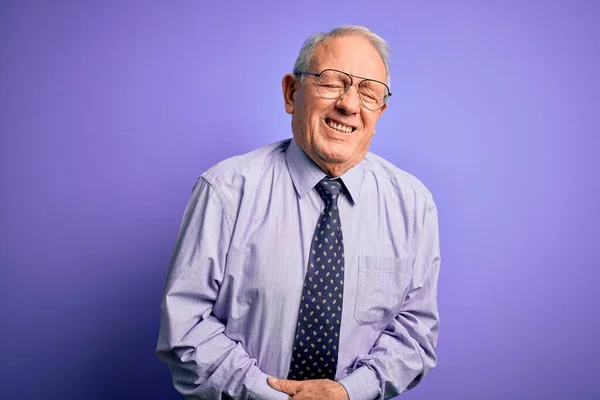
[{"xmin": 292, "ymin": 25, "xmax": 391, "ymax": 87}]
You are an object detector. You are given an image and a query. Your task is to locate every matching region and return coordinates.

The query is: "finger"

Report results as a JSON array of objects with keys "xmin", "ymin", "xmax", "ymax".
[
  {"xmin": 267, "ymin": 376, "xmax": 281, "ymax": 391},
  {"xmin": 267, "ymin": 377, "xmax": 300, "ymax": 395}
]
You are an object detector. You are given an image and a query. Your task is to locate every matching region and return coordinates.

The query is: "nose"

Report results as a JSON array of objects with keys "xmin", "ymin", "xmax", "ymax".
[{"xmin": 335, "ymin": 84, "xmax": 361, "ymax": 115}]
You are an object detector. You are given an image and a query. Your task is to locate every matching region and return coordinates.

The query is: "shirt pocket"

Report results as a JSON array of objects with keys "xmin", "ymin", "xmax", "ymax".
[{"xmin": 353, "ymin": 256, "xmax": 413, "ymax": 327}]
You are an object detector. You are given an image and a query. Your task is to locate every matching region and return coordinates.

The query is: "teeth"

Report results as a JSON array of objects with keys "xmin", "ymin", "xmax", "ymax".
[{"xmin": 327, "ymin": 120, "xmax": 353, "ymax": 133}]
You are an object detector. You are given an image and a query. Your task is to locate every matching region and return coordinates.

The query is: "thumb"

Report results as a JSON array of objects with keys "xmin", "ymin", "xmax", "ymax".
[{"xmin": 267, "ymin": 376, "xmax": 299, "ymax": 395}]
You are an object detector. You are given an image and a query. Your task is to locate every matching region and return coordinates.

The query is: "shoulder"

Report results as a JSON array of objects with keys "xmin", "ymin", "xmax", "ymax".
[
  {"xmin": 362, "ymin": 151, "xmax": 434, "ymax": 204},
  {"xmin": 201, "ymin": 139, "xmax": 291, "ymax": 185}
]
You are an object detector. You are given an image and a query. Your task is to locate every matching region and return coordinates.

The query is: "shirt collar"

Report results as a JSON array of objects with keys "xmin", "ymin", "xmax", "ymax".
[{"xmin": 285, "ymin": 137, "xmax": 364, "ymax": 204}]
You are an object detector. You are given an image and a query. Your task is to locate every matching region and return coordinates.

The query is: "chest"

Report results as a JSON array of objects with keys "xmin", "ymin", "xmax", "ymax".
[{"xmin": 219, "ymin": 184, "xmax": 415, "ymax": 326}]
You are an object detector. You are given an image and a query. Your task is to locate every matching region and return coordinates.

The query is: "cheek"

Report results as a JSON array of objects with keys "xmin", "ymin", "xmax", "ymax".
[
  {"xmin": 362, "ymin": 114, "xmax": 382, "ymax": 137},
  {"xmin": 304, "ymin": 106, "xmax": 323, "ymax": 132},
  {"xmin": 361, "ymin": 112, "xmax": 377, "ymax": 128}
]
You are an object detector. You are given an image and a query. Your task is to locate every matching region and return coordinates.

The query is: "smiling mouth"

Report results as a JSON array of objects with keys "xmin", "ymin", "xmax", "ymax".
[{"xmin": 325, "ymin": 118, "xmax": 356, "ymax": 134}]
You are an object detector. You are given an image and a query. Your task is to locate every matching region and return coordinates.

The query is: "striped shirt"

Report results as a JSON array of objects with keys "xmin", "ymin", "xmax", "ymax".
[{"xmin": 157, "ymin": 138, "xmax": 441, "ymax": 399}]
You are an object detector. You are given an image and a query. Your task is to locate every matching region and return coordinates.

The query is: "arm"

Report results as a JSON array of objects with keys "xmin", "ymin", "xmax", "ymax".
[
  {"xmin": 339, "ymin": 199, "xmax": 441, "ymax": 400},
  {"xmin": 156, "ymin": 178, "xmax": 288, "ymax": 400}
]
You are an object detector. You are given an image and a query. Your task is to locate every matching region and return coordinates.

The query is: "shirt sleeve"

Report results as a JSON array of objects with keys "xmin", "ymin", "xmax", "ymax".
[
  {"xmin": 156, "ymin": 177, "xmax": 288, "ymax": 400},
  {"xmin": 338, "ymin": 198, "xmax": 441, "ymax": 400}
]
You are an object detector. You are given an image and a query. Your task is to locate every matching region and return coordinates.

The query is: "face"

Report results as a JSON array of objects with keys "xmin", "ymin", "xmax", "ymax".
[{"xmin": 282, "ymin": 34, "xmax": 388, "ymax": 177}]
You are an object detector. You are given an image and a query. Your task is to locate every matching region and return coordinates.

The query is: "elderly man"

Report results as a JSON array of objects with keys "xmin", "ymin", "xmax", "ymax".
[{"xmin": 157, "ymin": 25, "xmax": 441, "ymax": 400}]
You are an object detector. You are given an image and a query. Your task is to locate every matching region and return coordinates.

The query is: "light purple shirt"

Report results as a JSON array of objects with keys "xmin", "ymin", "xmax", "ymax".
[{"xmin": 156, "ymin": 138, "xmax": 441, "ymax": 399}]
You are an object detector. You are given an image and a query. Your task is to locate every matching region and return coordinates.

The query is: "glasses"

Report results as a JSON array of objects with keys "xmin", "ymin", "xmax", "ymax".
[{"xmin": 294, "ymin": 68, "xmax": 391, "ymax": 111}]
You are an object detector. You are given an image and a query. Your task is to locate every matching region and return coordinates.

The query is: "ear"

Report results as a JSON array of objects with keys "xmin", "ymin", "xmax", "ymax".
[{"xmin": 282, "ymin": 73, "xmax": 299, "ymax": 114}]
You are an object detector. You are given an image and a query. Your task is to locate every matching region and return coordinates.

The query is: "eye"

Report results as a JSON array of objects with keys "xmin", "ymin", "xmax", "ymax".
[
  {"xmin": 360, "ymin": 82, "xmax": 386, "ymax": 102},
  {"xmin": 359, "ymin": 88, "xmax": 378, "ymax": 101},
  {"xmin": 362, "ymin": 92, "xmax": 378, "ymax": 101}
]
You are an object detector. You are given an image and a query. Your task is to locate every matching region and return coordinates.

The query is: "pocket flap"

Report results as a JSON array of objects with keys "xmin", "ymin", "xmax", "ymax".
[{"xmin": 357, "ymin": 255, "xmax": 413, "ymax": 274}]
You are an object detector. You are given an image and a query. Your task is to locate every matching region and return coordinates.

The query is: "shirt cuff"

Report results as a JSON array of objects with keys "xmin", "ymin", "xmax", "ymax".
[
  {"xmin": 249, "ymin": 372, "xmax": 290, "ymax": 400},
  {"xmin": 338, "ymin": 366, "xmax": 380, "ymax": 400}
]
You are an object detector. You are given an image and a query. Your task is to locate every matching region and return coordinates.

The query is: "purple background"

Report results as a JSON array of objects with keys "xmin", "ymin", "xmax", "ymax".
[{"xmin": 1, "ymin": 1, "xmax": 599, "ymax": 399}]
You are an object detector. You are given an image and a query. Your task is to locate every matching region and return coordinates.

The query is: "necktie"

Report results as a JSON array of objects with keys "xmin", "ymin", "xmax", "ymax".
[{"xmin": 287, "ymin": 178, "xmax": 345, "ymax": 381}]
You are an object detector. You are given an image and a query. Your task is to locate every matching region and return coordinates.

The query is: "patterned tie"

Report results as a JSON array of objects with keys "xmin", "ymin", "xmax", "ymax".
[{"xmin": 287, "ymin": 178, "xmax": 345, "ymax": 381}]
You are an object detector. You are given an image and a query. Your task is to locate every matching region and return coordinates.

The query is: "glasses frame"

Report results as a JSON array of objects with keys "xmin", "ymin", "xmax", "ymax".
[{"xmin": 294, "ymin": 68, "xmax": 392, "ymax": 111}]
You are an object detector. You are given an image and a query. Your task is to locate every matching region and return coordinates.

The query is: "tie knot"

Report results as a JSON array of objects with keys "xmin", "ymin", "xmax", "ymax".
[{"xmin": 316, "ymin": 178, "xmax": 344, "ymax": 204}]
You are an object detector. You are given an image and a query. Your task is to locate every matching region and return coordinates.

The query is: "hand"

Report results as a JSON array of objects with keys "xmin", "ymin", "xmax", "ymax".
[{"xmin": 267, "ymin": 376, "xmax": 349, "ymax": 400}]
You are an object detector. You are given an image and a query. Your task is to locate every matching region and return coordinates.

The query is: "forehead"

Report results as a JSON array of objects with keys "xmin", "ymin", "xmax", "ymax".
[{"xmin": 312, "ymin": 35, "xmax": 387, "ymax": 82}]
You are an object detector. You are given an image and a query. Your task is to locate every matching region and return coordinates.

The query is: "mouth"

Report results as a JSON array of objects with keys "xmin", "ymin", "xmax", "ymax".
[{"xmin": 325, "ymin": 118, "xmax": 356, "ymax": 134}]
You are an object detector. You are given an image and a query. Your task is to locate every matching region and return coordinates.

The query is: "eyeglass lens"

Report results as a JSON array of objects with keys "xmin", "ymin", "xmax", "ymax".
[{"xmin": 316, "ymin": 70, "xmax": 388, "ymax": 110}]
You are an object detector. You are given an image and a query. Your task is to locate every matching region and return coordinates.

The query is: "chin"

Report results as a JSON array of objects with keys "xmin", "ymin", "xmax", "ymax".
[{"xmin": 315, "ymin": 147, "xmax": 353, "ymax": 165}]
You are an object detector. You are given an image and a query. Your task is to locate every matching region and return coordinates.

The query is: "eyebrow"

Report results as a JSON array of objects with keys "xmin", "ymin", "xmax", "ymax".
[{"xmin": 325, "ymin": 68, "xmax": 385, "ymax": 83}]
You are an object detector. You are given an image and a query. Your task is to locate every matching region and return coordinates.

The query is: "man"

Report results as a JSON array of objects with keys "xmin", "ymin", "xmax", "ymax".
[{"xmin": 157, "ymin": 25, "xmax": 441, "ymax": 400}]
